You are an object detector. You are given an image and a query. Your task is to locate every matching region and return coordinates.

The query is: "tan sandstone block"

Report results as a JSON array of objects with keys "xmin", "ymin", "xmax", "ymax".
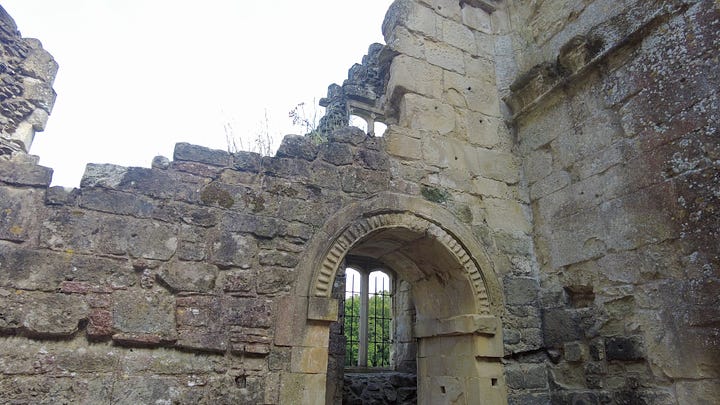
[
  {"xmin": 462, "ymin": 4, "xmax": 493, "ymax": 33},
  {"xmin": 385, "ymin": 26, "xmax": 425, "ymax": 59},
  {"xmin": 279, "ymin": 372, "xmax": 327, "ymax": 404},
  {"xmin": 385, "ymin": 127, "xmax": 423, "ymax": 161},
  {"xmin": 388, "ymin": 55, "xmax": 443, "ymax": 101},
  {"xmin": 444, "ymin": 70, "xmax": 500, "ymax": 116},
  {"xmin": 302, "ymin": 324, "xmax": 330, "ymax": 348},
  {"xmin": 400, "ymin": 93, "xmax": 456, "ymax": 135},
  {"xmin": 426, "ymin": 40, "xmax": 466, "ymax": 74},
  {"xmin": 291, "ymin": 346, "xmax": 329, "ymax": 374},
  {"xmin": 442, "ymin": 18, "xmax": 478, "ymax": 54},
  {"xmin": 483, "ymin": 197, "xmax": 531, "ymax": 234}
]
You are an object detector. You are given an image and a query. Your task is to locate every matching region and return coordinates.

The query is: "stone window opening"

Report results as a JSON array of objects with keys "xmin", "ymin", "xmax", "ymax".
[
  {"xmin": 348, "ymin": 101, "xmax": 387, "ymax": 137},
  {"xmin": 343, "ymin": 266, "xmax": 393, "ymax": 369}
]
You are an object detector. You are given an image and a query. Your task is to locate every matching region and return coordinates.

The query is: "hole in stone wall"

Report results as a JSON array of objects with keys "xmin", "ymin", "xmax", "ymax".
[
  {"xmin": 441, "ymin": 386, "xmax": 446, "ymax": 394},
  {"xmin": 564, "ymin": 285, "xmax": 595, "ymax": 308},
  {"xmin": 491, "ymin": 378, "xmax": 498, "ymax": 386}
]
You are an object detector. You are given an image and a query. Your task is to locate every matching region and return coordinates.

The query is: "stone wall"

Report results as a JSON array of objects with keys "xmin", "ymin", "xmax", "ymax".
[
  {"xmin": 0, "ymin": 128, "xmax": 398, "ymax": 403},
  {"xmin": 505, "ymin": 0, "xmax": 720, "ymax": 403},
  {"xmin": 343, "ymin": 371, "xmax": 418, "ymax": 404},
  {"xmin": 0, "ymin": 1, "xmax": 718, "ymax": 404}
]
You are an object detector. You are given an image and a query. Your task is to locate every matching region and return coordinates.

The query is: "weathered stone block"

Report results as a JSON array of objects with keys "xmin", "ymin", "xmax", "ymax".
[
  {"xmin": 524, "ymin": 149, "xmax": 553, "ymax": 184},
  {"xmin": 276, "ymin": 135, "xmax": 319, "ymax": 161},
  {"xmin": 504, "ymin": 277, "xmax": 539, "ymax": 306},
  {"xmin": 0, "ymin": 186, "xmax": 42, "ymax": 242},
  {"xmin": 530, "ymin": 170, "xmax": 571, "ymax": 200},
  {"xmin": 542, "ymin": 308, "xmax": 582, "ymax": 347},
  {"xmin": 505, "ymin": 363, "xmax": 548, "ymax": 390},
  {"xmin": 307, "ymin": 296, "xmax": 339, "ymax": 322},
  {"xmin": 460, "ymin": 110, "xmax": 502, "ymax": 148},
  {"xmin": 385, "ymin": 127, "xmax": 423, "ymax": 161},
  {"xmin": 328, "ymin": 126, "xmax": 368, "ymax": 145},
  {"xmin": 257, "ymin": 267, "xmax": 294, "ymax": 295},
  {"xmin": 224, "ymin": 297, "xmax": 273, "ymax": 328},
  {"xmin": 261, "ymin": 156, "xmax": 311, "ymax": 180},
  {"xmin": 461, "ymin": 2, "xmax": 492, "ymax": 33},
  {"xmin": 426, "ymin": 40, "xmax": 466, "ymax": 73},
  {"xmin": 209, "ymin": 230, "xmax": 258, "ymax": 269},
  {"xmin": 174, "ymin": 142, "xmax": 232, "ymax": 167},
  {"xmin": 87, "ymin": 308, "xmax": 113, "ymax": 339},
  {"xmin": 385, "ymin": 25, "xmax": 425, "ymax": 59},
  {"xmin": 112, "ymin": 290, "xmax": 176, "ymax": 343},
  {"xmin": 222, "ymin": 269, "xmax": 256, "ymax": 295},
  {"xmin": 79, "ymin": 187, "xmax": 156, "ymax": 218},
  {"xmin": 356, "ymin": 148, "xmax": 390, "ymax": 171},
  {"xmin": 0, "ymin": 245, "xmax": 134, "ymax": 291},
  {"xmin": 0, "ymin": 291, "xmax": 88, "ymax": 338},
  {"xmin": 442, "ymin": 17, "xmax": 477, "ymax": 54},
  {"xmin": 158, "ymin": 261, "xmax": 217, "ymax": 293},
  {"xmin": 232, "ymin": 150, "xmax": 262, "ymax": 172},
  {"xmin": 483, "ymin": 198, "xmax": 531, "ymax": 234},
  {"xmin": 80, "ymin": 163, "xmax": 128, "ymax": 188},
  {"xmin": 340, "ymin": 166, "xmax": 390, "ymax": 194},
  {"xmin": 318, "ymin": 142, "xmax": 353, "ymax": 166},
  {"xmin": 605, "ymin": 336, "xmax": 644, "ymax": 361},
  {"xmin": 0, "ymin": 159, "xmax": 52, "ymax": 186},
  {"xmin": 401, "ymin": 93, "xmax": 456, "ymax": 134},
  {"xmin": 118, "ymin": 167, "xmax": 207, "ymax": 203},
  {"xmin": 446, "ymin": 70, "xmax": 500, "ymax": 115},
  {"xmin": 564, "ymin": 341, "xmax": 585, "ymax": 362},
  {"xmin": 383, "ymin": 0, "xmax": 439, "ymax": 39},
  {"xmin": 419, "ymin": 0, "xmax": 461, "ymax": 20},
  {"xmin": 388, "ymin": 56, "xmax": 443, "ymax": 102}
]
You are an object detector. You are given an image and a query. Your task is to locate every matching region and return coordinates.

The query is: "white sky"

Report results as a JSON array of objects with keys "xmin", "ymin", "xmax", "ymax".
[{"xmin": 2, "ymin": 0, "xmax": 394, "ymax": 186}]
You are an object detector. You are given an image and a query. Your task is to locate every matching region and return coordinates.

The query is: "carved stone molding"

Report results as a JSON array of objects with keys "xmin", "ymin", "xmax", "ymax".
[{"xmin": 312, "ymin": 212, "xmax": 493, "ymax": 315}]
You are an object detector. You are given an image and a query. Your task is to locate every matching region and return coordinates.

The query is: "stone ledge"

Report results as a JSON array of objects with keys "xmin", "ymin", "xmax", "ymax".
[
  {"xmin": 505, "ymin": 4, "xmax": 685, "ymax": 119},
  {"xmin": 414, "ymin": 314, "xmax": 498, "ymax": 338}
]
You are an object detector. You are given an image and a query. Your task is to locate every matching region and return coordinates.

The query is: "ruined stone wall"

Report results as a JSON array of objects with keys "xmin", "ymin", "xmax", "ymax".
[
  {"xmin": 381, "ymin": 1, "xmax": 539, "ymax": 402},
  {"xmin": 0, "ymin": 6, "xmax": 57, "ymax": 158},
  {"xmin": 0, "ymin": 129, "xmax": 397, "ymax": 403},
  {"xmin": 505, "ymin": 0, "xmax": 720, "ymax": 403},
  {"xmin": 0, "ymin": 0, "xmax": 718, "ymax": 404}
]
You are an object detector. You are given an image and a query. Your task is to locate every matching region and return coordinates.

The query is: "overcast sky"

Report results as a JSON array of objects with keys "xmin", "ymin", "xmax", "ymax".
[{"xmin": 2, "ymin": 0, "xmax": 394, "ymax": 186}]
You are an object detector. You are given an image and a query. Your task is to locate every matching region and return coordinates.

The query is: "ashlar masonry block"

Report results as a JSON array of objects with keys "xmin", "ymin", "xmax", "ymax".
[
  {"xmin": 388, "ymin": 55, "xmax": 444, "ymax": 101},
  {"xmin": 400, "ymin": 93, "xmax": 456, "ymax": 135}
]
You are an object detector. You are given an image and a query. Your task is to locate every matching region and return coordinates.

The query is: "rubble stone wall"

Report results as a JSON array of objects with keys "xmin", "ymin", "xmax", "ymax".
[{"xmin": 0, "ymin": 130, "xmax": 398, "ymax": 403}]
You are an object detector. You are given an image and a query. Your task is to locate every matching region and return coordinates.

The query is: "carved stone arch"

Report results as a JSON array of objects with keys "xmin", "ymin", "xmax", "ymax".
[
  {"xmin": 312, "ymin": 211, "xmax": 493, "ymax": 315},
  {"xmin": 287, "ymin": 193, "xmax": 507, "ymax": 405},
  {"xmin": 297, "ymin": 192, "xmax": 504, "ymax": 317}
]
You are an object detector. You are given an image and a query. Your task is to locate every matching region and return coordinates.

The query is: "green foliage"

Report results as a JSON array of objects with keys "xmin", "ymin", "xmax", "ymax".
[{"xmin": 343, "ymin": 292, "xmax": 392, "ymax": 367}]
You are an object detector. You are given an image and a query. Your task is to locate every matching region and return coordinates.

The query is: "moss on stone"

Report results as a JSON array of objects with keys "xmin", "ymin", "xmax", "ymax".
[
  {"xmin": 421, "ymin": 186, "xmax": 450, "ymax": 204},
  {"xmin": 200, "ymin": 183, "xmax": 234, "ymax": 209}
]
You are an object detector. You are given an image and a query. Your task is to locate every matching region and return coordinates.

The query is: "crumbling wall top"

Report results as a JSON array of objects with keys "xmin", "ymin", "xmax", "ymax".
[{"xmin": 0, "ymin": 5, "xmax": 58, "ymax": 160}]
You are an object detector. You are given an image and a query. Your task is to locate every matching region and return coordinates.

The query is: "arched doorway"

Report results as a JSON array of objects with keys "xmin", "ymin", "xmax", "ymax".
[{"xmin": 292, "ymin": 194, "xmax": 508, "ymax": 404}]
